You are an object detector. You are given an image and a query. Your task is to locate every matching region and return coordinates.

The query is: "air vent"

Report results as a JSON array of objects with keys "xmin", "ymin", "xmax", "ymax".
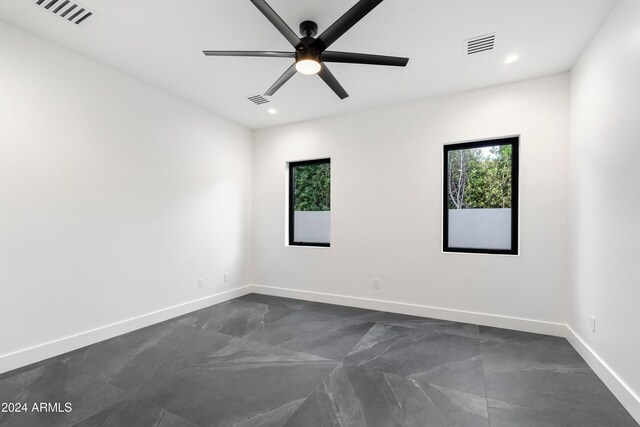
[
  {"xmin": 35, "ymin": 0, "xmax": 95, "ymax": 25},
  {"xmin": 246, "ymin": 94, "xmax": 270, "ymax": 105},
  {"xmin": 466, "ymin": 33, "xmax": 496, "ymax": 55}
]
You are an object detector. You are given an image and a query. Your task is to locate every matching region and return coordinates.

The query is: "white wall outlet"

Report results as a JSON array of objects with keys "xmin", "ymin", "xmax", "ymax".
[
  {"xmin": 590, "ymin": 315, "xmax": 596, "ymax": 333},
  {"xmin": 224, "ymin": 273, "xmax": 229, "ymax": 282},
  {"xmin": 197, "ymin": 278, "xmax": 204, "ymax": 288},
  {"xmin": 373, "ymin": 279, "xmax": 380, "ymax": 290}
]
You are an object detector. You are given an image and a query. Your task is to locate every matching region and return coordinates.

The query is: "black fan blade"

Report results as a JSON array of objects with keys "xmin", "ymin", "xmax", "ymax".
[
  {"xmin": 265, "ymin": 63, "xmax": 297, "ymax": 96},
  {"xmin": 322, "ymin": 51, "xmax": 408, "ymax": 66},
  {"xmin": 318, "ymin": 64, "xmax": 349, "ymax": 99},
  {"xmin": 312, "ymin": 0, "xmax": 384, "ymax": 51},
  {"xmin": 250, "ymin": 0, "xmax": 300, "ymax": 48},
  {"xmin": 203, "ymin": 50, "xmax": 295, "ymax": 58}
]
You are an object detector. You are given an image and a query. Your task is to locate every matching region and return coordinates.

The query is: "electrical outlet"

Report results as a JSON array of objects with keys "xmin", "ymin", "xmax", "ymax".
[
  {"xmin": 224, "ymin": 273, "xmax": 229, "ymax": 282},
  {"xmin": 197, "ymin": 278, "xmax": 204, "ymax": 288},
  {"xmin": 590, "ymin": 316, "xmax": 596, "ymax": 333},
  {"xmin": 373, "ymin": 279, "xmax": 380, "ymax": 290}
]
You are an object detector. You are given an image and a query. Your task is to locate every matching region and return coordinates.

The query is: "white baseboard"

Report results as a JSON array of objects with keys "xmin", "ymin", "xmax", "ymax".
[
  {"xmin": 0, "ymin": 285, "xmax": 253, "ymax": 376},
  {"xmin": 566, "ymin": 326, "xmax": 640, "ymax": 423},
  {"xmin": 248, "ymin": 284, "xmax": 567, "ymax": 336}
]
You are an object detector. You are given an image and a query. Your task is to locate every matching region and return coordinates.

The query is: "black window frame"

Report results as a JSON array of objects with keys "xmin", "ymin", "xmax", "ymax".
[
  {"xmin": 288, "ymin": 158, "xmax": 331, "ymax": 247},
  {"xmin": 443, "ymin": 136, "xmax": 519, "ymax": 255}
]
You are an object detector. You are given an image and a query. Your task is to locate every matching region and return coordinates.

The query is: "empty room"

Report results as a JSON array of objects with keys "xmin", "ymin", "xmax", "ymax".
[{"xmin": 1, "ymin": 0, "xmax": 639, "ymax": 426}]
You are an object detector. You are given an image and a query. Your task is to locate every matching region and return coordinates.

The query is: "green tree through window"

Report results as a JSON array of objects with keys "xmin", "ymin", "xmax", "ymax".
[
  {"xmin": 293, "ymin": 162, "xmax": 330, "ymax": 211},
  {"xmin": 448, "ymin": 144, "xmax": 512, "ymax": 209}
]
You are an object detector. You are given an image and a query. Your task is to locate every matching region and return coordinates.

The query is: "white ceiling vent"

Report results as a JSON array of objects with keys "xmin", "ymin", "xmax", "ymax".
[
  {"xmin": 35, "ymin": 0, "xmax": 95, "ymax": 25},
  {"xmin": 246, "ymin": 94, "xmax": 270, "ymax": 106},
  {"xmin": 466, "ymin": 33, "xmax": 497, "ymax": 55}
]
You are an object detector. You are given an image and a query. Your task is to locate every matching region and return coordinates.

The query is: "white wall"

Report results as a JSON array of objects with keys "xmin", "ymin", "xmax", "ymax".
[
  {"xmin": 569, "ymin": 0, "xmax": 640, "ymax": 414},
  {"xmin": 253, "ymin": 74, "xmax": 570, "ymax": 326},
  {"xmin": 0, "ymin": 21, "xmax": 253, "ymax": 371}
]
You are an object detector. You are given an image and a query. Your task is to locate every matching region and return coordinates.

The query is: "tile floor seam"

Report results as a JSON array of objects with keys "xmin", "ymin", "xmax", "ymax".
[
  {"xmin": 479, "ymin": 333, "xmax": 492, "ymax": 426},
  {"xmin": 486, "ymin": 396, "xmax": 588, "ymax": 427},
  {"xmin": 484, "ymin": 394, "xmax": 628, "ymax": 427}
]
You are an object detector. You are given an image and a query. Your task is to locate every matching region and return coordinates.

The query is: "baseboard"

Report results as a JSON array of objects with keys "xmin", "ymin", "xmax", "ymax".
[
  {"xmin": 248, "ymin": 284, "xmax": 567, "ymax": 337},
  {"xmin": 0, "ymin": 285, "xmax": 253, "ymax": 375},
  {"xmin": 566, "ymin": 326, "xmax": 640, "ymax": 423}
]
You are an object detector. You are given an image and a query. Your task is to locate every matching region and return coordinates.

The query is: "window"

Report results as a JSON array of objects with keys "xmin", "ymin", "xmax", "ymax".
[
  {"xmin": 443, "ymin": 137, "xmax": 519, "ymax": 255},
  {"xmin": 289, "ymin": 159, "xmax": 331, "ymax": 247}
]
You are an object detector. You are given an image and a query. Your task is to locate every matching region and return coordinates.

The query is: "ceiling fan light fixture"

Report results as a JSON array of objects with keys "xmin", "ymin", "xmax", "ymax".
[
  {"xmin": 296, "ymin": 59, "xmax": 321, "ymax": 75},
  {"xmin": 295, "ymin": 49, "xmax": 321, "ymax": 75}
]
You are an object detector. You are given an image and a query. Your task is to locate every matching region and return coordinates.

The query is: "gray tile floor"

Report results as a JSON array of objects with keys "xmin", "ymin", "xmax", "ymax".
[{"xmin": 1, "ymin": 294, "xmax": 637, "ymax": 427}]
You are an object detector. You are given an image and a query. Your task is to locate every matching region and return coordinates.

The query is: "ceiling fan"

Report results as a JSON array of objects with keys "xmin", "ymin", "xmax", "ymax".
[{"xmin": 202, "ymin": 0, "xmax": 409, "ymax": 100}]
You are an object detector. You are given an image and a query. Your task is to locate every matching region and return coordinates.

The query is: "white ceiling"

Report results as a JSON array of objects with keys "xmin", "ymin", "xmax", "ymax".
[{"xmin": 0, "ymin": 0, "xmax": 615, "ymax": 129}]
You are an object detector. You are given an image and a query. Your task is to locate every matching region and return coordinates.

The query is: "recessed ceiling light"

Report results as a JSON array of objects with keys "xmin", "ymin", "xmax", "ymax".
[
  {"xmin": 267, "ymin": 108, "xmax": 277, "ymax": 115},
  {"xmin": 505, "ymin": 55, "xmax": 519, "ymax": 64}
]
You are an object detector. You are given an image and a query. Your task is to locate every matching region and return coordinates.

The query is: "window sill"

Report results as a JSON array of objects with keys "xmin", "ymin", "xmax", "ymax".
[
  {"xmin": 286, "ymin": 244, "xmax": 331, "ymax": 249},
  {"xmin": 442, "ymin": 250, "xmax": 520, "ymax": 257}
]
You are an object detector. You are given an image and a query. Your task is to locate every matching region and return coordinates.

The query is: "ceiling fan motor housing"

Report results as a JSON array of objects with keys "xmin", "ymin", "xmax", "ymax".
[
  {"xmin": 299, "ymin": 20, "xmax": 318, "ymax": 38},
  {"xmin": 297, "ymin": 22, "xmax": 320, "ymax": 64},
  {"xmin": 296, "ymin": 48, "xmax": 321, "ymax": 64}
]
